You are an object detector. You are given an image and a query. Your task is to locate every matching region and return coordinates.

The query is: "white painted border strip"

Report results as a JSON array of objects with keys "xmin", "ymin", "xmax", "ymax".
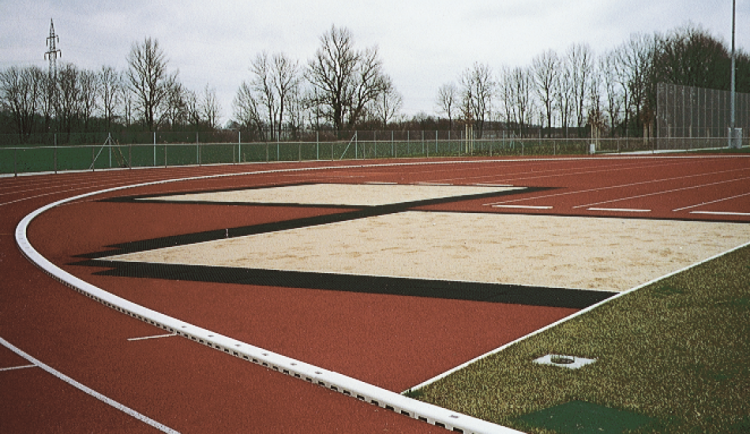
[
  {"xmin": 587, "ymin": 207, "xmax": 651, "ymax": 213},
  {"xmin": 127, "ymin": 333, "xmax": 177, "ymax": 342},
  {"xmin": 690, "ymin": 211, "xmax": 750, "ymax": 217},
  {"xmin": 0, "ymin": 364, "xmax": 36, "ymax": 372},
  {"xmin": 15, "ymin": 163, "xmax": 523, "ymax": 434},
  {"xmin": 492, "ymin": 204, "xmax": 553, "ymax": 210},
  {"xmin": 0, "ymin": 336, "xmax": 180, "ymax": 434}
]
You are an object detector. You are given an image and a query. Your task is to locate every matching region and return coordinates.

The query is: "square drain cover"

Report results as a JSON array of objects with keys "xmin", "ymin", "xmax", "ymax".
[
  {"xmin": 516, "ymin": 400, "xmax": 654, "ymax": 434},
  {"xmin": 533, "ymin": 354, "xmax": 596, "ymax": 369}
]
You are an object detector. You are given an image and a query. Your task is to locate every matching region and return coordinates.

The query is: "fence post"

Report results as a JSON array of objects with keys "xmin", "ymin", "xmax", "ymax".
[
  {"xmin": 316, "ymin": 131, "xmax": 319, "ymax": 160},
  {"xmin": 196, "ymin": 132, "xmax": 200, "ymax": 166},
  {"xmin": 392, "ymin": 130, "xmax": 395, "ymax": 158},
  {"xmin": 14, "ymin": 147, "xmax": 17, "ymax": 177},
  {"xmin": 92, "ymin": 145, "xmax": 95, "ymax": 172},
  {"xmin": 54, "ymin": 133, "xmax": 57, "ymax": 174},
  {"xmin": 153, "ymin": 132, "xmax": 156, "ymax": 167}
]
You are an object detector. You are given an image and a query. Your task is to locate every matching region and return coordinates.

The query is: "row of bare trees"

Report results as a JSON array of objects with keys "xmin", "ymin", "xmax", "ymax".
[
  {"xmin": 233, "ymin": 25, "xmax": 403, "ymax": 140},
  {"xmin": 0, "ymin": 37, "xmax": 221, "ymax": 139},
  {"xmin": 3, "ymin": 23, "xmax": 748, "ymax": 140},
  {"xmin": 437, "ymin": 24, "xmax": 750, "ymax": 138}
]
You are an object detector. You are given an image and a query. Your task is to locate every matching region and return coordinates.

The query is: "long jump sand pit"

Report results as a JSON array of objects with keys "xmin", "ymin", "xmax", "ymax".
[
  {"xmin": 101, "ymin": 211, "xmax": 750, "ymax": 293},
  {"xmin": 138, "ymin": 183, "xmax": 523, "ymax": 207}
]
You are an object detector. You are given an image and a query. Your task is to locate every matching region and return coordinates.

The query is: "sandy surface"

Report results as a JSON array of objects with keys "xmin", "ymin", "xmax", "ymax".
[
  {"xmin": 102, "ymin": 212, "xmax": 750, "ymax": 293},
  {"xmin": 139, "ymin": 183, "xmax": 523, "ymax": 207}
]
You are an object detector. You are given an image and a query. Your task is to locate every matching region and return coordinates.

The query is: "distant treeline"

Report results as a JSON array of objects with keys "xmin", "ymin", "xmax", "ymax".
[{"xmin": 1, "ymin": 23, "xmax": 748, "ymax": 142}]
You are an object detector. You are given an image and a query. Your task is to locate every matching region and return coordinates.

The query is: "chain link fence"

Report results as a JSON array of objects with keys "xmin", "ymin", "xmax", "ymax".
[
  {"xmin": 657, "ymin": 82, "xmax": 749, "ymax": 150},
  {"xmin": 2, "ymin": 130, "xmax": 668, "ymax": 176}
]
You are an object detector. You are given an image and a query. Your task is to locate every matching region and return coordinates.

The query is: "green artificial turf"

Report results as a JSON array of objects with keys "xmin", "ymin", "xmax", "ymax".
[{"xmin": 416, "ymin": 244, "xmax": 750, "ymax": 433}]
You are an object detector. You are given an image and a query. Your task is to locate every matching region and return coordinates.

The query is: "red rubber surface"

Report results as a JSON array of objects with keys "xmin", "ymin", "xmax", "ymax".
[{"xmin": 3, "ymin": 155, "xmax": 749, "ymax": 433}]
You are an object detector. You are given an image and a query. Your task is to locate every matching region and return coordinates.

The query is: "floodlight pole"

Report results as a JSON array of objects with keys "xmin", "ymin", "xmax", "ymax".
[{"xmin": 730, "ymin": 0, "xmax": 737, "ymax": 148}]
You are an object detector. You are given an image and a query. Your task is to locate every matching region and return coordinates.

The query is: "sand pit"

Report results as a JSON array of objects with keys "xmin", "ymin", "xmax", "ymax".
[
  {"xmin": 101, "ymin": 212, "xmax": 750, "ymax": 293},
  {"xmin": 138, "ymin": 183, "xmax": 523, "ymax": 207}
]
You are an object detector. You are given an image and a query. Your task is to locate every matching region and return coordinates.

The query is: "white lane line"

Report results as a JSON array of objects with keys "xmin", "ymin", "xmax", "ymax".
[
  {"xmin": 0, "ymin": 336, "xmax": 181, "ymax": 434},
  {"xmin": 588, "ymin": 207, "xmax": 651, "ymax": 213},
  {"xmin": 484, "ymin": 166, "xmax": 750, "ymax": 208},
  {"xmin": 492, "ymin": 204, "xmax": 553, "ymax": 210},
  {"xmin": 690, "ymin": 211, "xmax": 750, "ymax": 217},
  {"xmin": 673, "ymin": 191, "xmax": 750, "ymax": 212},
  {"xmin": 572, "ymin": 175, "xmax": 750, "ymax": 210},
  {"xmin": 127, "ymin": 333, "xmax": 177, "ymax": 342},
  {"xmin": 474, "ymin": 183, "xmax": 514, "ymax": 187},
  {"xmin": 0, "ymin": 364, "xmax": 37, "ymax": 372},
  {"xmin": 414, "ymin": 182, "xmax": 453, "ymax": 186}
]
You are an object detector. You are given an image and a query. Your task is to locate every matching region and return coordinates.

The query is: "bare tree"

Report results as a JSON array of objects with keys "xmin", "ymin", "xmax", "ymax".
[
  {"xmin": 55, "ymin": 63, "xmax": 81, "ymax": 134},
  {"xmin": 459, "ymin": 62, "xmax": 494, "ymax": 138},
  {"xmin": 271, "ymin": 53, "xmax": 299, "ymax": 139},
  {"xmin": 566, "ymin": 43, "xmax": 595, "ymax": 134},
  {"xmin": 160, "ymin": 77, "xmax": 188, "ymax": 129},
  {"xmin": 233, "ymin": 80, "xmax": 265, "ymax": 135},
  {"xmin": 238, "ymin": 51, "xmax": 300, "ymax": 140},
  {"xmin": 0, "ymin": 66, "xmax": 44, "ymax": 137},
  {"xmin": 99, "ymin": 66, "xmax": 122, "ymax": 131},
  {"xmin": 614, "ymin": 33, "xmax": 656, "ymax": 136},
  {"xmin": 201, "ymin": 84, "xmax": 221, "ymax": 130},
  {"xmin": 436, "ymin": 82, "xmax": 458, "ymax": 133},
  {"xmin": 500, "ymin": 66, "xmax": 534, "ymax": 136},
  {"xmin": 307, "ymin": 25, "xmax": 389, "ymax": 134},
  {"xmin": 185, "ymin": 88, "xmax": 201, "ymax": 130},
  {"xmin": 126, "ymin": 37, "xmax": 175, "ymax": 131},
  {"xmin": 531, "ymin": 49, "xmax": 559, "ymax": 136},
  {"xmin": 249, "ymin": 52, "xmax": 277, "ymax": 139},
  {"xmin": 369, "ymin": 76, "xmax": 402, "ymax": 128},
  {"xmin": 600, "ymin": 50, "xmax": 624, "ymax": 135},
  {"xmin": 555, "ymin": 59, "xmax": 574, "ymax": 137},
  {"xmin": 78, "ymin": 68, "xmax": 99, "ymax": 131}
]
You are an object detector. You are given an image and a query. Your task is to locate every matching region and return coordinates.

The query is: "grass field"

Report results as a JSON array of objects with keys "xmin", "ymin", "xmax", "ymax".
[{"xmin": 414, "ymin": 244, "xmax": 750, "ymax": 433}]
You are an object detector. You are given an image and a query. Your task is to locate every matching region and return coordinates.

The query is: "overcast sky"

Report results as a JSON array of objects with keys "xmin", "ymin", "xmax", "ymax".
[{"xmin": 2, "ymin": 0, "xmax": 747, "ymax": 125}]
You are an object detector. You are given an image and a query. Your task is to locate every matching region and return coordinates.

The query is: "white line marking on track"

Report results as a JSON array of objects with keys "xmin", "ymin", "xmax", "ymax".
[
  {"xmin": 492, "ymin": 204, "xmax": 553, "ymax": 210},
  {"xmin": 672, "ymin": 191, "xmax": 750, "ymax": 212},
  {"xmin": 0, "ymin": 336, "xmax": 181, "ymax": 434},
  {"xmin": 414, "ymin": 182, "xmax": 453, "ymax": 186},
  {"xmin": 572, "ymin": 175, "xmax": 750, "ymax": 209},
  {"xmin": 0, "ymin": 364, "xmax": 37, "ymax": 372},
  {"xmin": 127, "ymin": 333, "xmax": 177, "ymax": 342},
  {"xmin": 588, "ymin": 207, "xmax": 651, "ymax": 213},
  {"xmin": 689, "ymin": 211, "xmax": 750, "ymax": 217},
  {"xmin": 483, "ymin": 168, "xmax": 750, "ymax": 208}
]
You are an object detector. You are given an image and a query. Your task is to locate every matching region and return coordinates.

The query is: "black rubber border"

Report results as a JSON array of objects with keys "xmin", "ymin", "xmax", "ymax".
[{"xmin": 73, "ymin": 260, "xmax": 615, "ymax": 309}]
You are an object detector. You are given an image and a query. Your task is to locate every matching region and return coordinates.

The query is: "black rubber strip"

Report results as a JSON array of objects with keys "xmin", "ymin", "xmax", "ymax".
[{"xmin": 72, "ymin": 260, "xmax": 615, "ymax": 309}]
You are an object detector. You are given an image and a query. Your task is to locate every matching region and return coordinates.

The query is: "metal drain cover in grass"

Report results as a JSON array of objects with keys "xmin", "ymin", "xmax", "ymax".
[
  {"xmin": 533, "ymin": 354, "xmax": 596, "ymax": 369},
  {"xmin": 516, "ymin": 400, "xmax": 654, "ymax": 434}
]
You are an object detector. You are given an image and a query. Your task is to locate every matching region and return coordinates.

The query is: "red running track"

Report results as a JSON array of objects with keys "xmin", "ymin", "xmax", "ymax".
[{"xmin": 2, "ymin": 155, "xmax": 749, "ymax": 433}]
